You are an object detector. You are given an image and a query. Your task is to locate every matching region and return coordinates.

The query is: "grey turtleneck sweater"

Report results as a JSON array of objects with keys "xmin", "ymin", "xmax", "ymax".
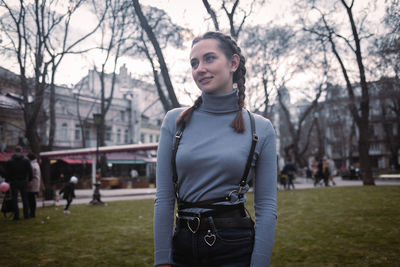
[{"xmin": 154, "ymin": 89, "xmax": 277, "ymax": 266}]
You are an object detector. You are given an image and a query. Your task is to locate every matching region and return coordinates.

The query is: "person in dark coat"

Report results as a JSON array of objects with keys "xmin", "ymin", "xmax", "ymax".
[
  {"xmin": 57, "ymin": 176, "xmax": 78, "ymax": 214},
  {"xmin": 282, "ymin": 158, "xmax": 297, "ymax": 190},
  {"xmin": 5, "ymin": 146, "xmax": 33, "ymax": 220}
]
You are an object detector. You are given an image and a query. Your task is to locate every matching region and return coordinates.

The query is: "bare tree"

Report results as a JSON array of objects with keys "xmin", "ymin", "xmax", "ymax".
[
  {"xmin": 0, "ymin": 0, "xmax": 105, "ymax": 155},
  {"xmin": 377, "ymin": 0, "xmax": 400, "ymax": 77},
  {"xmin": 374, "ymin": 78, "xmax": 400, "ymax": 170},
  {"xmin": 44, "ymin": 1, "xmax": 106, "ymax": 149},
  {"xmin": 300, "ymin": 0, "xmax": 376, "ymax": 185},
  {"xmin": 124, "ymin": 3, "xmax": 187, "ymax": 112},
  {"xmin": 241, "ymin": 25, "xmax": 297, "ymax": 119},
  {"xmin": 132, "ymin": 0, "xmax": 180, "ymax": 110},
  {"xmin": 201, "ymin": 0, "xmax": 263, "ymax": 40},
  {"xmin": 85, "ymin": 0, "xmax": 130, "ymax": 175}
]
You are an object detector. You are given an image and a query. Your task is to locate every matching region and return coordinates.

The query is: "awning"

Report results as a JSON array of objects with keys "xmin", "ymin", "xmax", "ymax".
[
  {"xmin": 108, "ymin": 160, "xmax": 147, "ymax": 164},
  {"xmin": 59, "ymin": 158, "xmax": 92, "ymax": 165}
]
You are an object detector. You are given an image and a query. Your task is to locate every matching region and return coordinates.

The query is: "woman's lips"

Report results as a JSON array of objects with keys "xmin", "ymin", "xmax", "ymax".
[{"xmin": 199, "ymin": 77, "xmax": 212, "ymax": 85}]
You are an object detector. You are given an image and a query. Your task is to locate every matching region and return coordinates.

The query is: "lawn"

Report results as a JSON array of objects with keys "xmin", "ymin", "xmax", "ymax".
[{"xmin": 0, "ymin": 186, "xmax": 399, "ymax": 266}]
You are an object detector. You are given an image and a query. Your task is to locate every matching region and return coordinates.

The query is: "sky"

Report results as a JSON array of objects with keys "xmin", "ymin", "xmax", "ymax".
[
  {"xmin": 53, "ymin": 0, "xmax": 300, "ymax": 106},
  {"xmin": 56, "ymin": 0, "xmax": 293, "ymax": 86},
  {"xmin": 1, "ymin": 0, "xmax": 387, "ymax": 105}
]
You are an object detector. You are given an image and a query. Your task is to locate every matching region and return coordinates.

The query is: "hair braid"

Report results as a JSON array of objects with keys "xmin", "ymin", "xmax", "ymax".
[
  {"xmin": 226, "ymin": 37, "xmax": 247, "ymax": 133},
  {"xmin": 176, "ymin": 96, "xmax": 203, "ymax": 126}
]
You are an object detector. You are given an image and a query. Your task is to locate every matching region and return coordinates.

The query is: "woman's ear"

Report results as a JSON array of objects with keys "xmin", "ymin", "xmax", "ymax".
[{"xmin": 230, "ymin": 54, "xmax": 240, "ymax": 72}]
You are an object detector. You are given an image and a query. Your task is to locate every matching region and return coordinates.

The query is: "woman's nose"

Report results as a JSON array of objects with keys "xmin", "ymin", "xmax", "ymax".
[{"xmin": 196, "ymin": 61, "xmax": 207, "ymax": 73}]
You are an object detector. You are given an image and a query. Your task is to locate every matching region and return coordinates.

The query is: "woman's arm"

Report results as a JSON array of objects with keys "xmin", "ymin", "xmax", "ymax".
[
  {"xmin": 154, "ymin": 110, "xmax": 181, "ymax": 266},
  {"xmin": 251, "ymin": 120, "xmax": 277, "ymax": 267}
]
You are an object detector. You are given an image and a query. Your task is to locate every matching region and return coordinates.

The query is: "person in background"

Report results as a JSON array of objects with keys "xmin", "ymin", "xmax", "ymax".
[
  {"xmin": 327, "ymin": 157, "xmax": 337, "ymax": 186},
  {"xmin": 5, "ymin": 146, "xmax": 33, "ymax": 220},
  {"xmin": 154, "ymin": 31, "xmax": 277, "ymax": 267},
  {"xmin": 282, "ymin": 158, "xmax": 297, "ymax": 190},
  {"xmin": 57, "ymin": 176, "xmax": 78, "ymax": 214},
  {"xmin": 314, "ymin": 157, "xmax": 323, "ymax": 187},
  {"xmin": 130, "ymin": 168, "xmax": 138, "ymax": 180},
  {"xmin": 27, "ymin": 152, "xmax": 41, "ymax": 218},
  {"xmin": 322, "ymin": 157, "xmax": 330, "ymax": 187}
]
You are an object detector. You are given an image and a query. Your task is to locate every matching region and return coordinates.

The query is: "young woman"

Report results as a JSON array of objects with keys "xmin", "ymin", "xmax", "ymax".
[{"xmin": 154, "ymin": 31, "xmax": 277, "ymax": 267}]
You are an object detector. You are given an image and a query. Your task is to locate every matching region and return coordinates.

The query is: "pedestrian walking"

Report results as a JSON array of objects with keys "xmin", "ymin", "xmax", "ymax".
[
  {"xmin": 327, "ymin": 157, "xmax": 337, "ymax": 186},
  {"xmin": 322, "ymin": 157, "xmax": 330, "ymax": 186},
  {"xmin": 57, "ymin": 176, "xmax": 78, "ymax": 214},
  {"xmin": 5, "ymin": 146, "xmax": 33, "ymax": 220},
  {"xmin": 27, "ymin": 152, "xmax": 41, "ymax": 218},
  {"xmin": 314, "ymin": 157, "xmax": 323, "ymax": 187},
  {"xmin": 154, "ymin": 31, "xmax": 277, "ymax": 267},
  {"xmin": 282, "ymin": 158, "xmax": 296, "ymax": 190}
]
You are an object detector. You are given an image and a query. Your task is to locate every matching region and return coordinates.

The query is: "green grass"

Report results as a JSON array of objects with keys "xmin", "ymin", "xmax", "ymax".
[{"xmin": 1, "ymin": 186, "xmax": 399, "ymax": 266}]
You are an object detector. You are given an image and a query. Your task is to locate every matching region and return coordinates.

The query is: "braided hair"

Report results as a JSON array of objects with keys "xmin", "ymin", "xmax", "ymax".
[{"xmin": 176, "ymin": 31, "xmax": 247, "ymax": 133}]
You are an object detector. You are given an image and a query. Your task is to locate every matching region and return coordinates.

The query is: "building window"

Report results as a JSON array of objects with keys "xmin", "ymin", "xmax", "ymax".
[
  {"xmin": 124, "ymin": 129, "xmax": 129, "ymax": 143},
  {"xmin": 106, "ymin": 127, "xmax": 112, "ymax": 141},
  {"xmin": 369, "ymin": 125, "xmax": 376, "ymax": 139},
  {"xmin": 141, "ymin": 133, "xmax": 145, "ymax": 143},
  {"xmin": 120, "ymin": 111, "xmax": 125, "ymax": 121},
  {"xmin": 156, "ymin": 134, "xmax": 160, "ymax": 142},
  {"xmin": 149, "ymin": 134, "xmax": 153, "ymax": 143},
  {"xmin": 75, "ymin": 124, "xmax": 81, "ymax": 140},
  {"xmin": 85, "ymin": 126, "xmax": 90, "ymax": 140},
  {"xmin": 117, "ymin": 129, "xmax": 121, "ymax": 143},
  {"xmin": 61, "ymin": 123, "xmax": 68, "ymax": 140}
]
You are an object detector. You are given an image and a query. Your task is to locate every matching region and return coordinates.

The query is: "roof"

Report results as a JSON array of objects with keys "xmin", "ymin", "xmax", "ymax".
[
  {"xmin": 40, "ymin": 143, "xmax": 158, "ymax": 158},
  {"xmin": 0, "ymin": 94, "xmax": 21, "ymax": 109}
]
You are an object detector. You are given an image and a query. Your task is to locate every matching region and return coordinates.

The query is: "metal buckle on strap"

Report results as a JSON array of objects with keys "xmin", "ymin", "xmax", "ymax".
[
  {"xmin": 253, "ymin": 135, "xmax": 259, "ymax": 142},
  {"xmin": 228, "ymin": 190, "xmax": 241, "ymax": 203},
  {"xmin": 175, "ymin": 131, "xmax": 182, "ymax": 139},
  {"xmin": 237, "ymin": 185, "xmax": 245, "ymax": 195}
]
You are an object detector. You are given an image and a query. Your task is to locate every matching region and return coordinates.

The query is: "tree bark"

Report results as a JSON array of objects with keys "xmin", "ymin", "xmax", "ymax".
[{"xmin": 132, "ymin": 0, "xmax": 180, "ymax": 109}]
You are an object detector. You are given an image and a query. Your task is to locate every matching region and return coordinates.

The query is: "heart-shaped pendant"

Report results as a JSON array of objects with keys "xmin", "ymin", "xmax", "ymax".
[
  {"xmin": 187, "ymin": 217, "xmax": 200, "ymax": 233},
  {"xmin": 204, "ymin": 230, "xmax": 216, "ymax": 247}
]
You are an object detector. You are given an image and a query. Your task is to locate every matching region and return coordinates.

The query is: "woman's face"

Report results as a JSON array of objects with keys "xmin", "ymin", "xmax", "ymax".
[{"xmin": 190, "ymin": 39, "xmax": 239, "ymax": 95}]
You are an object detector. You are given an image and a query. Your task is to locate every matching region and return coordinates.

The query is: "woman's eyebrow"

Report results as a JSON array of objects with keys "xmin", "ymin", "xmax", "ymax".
[
  {"xmin": 203, "ymin": 52, "xmax": 216, "ymax": 57},
  {"xmin": 190, "ymin": 51, "xmax": 216, "ymax": 61}
]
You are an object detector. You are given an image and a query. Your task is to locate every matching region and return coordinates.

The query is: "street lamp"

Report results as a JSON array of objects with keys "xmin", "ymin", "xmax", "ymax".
[{"xmin": 90, "ymin": 113, "xmax": 105, "ymax": 205}]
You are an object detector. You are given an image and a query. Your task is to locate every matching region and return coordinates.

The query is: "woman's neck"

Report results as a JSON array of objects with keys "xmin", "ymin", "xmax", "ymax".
[{"xmin": 198, "ymin": 88, "xmax": 239, "ymax": 114}]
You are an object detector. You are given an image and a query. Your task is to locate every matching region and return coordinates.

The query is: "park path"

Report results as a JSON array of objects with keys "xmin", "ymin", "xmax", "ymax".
[{"xmin": 46, "ymin": 176, "xmax": 400, "ymax": 207}]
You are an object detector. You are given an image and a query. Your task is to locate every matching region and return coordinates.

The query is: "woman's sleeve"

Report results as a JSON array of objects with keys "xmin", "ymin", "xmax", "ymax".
[
  {"xmin": 153, "ymin": 111, "xmax": 177, "ymax": 266},
  {"xmin": 251, "ymin": 120, "xmax": 277, "ymax": 267}
]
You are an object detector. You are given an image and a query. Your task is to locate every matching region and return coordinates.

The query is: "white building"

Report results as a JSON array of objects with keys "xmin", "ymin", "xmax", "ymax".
[{"xmin": 0, "ymin": 65, "xmax": 164, "ymax": 151}]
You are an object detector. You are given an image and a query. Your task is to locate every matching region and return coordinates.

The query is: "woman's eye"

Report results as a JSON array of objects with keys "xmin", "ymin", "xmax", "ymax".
[
  {"xmin": 191, "ymin": 60, "xmax": 198, "ymax": 69},
  {"xmin": 205, "ymin": 55, "xmax": 215, "ymax": 62}
]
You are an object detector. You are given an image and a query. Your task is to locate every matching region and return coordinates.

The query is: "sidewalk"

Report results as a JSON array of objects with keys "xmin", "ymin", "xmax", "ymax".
[
  {"xmin": 41, "ymin": 187, "xmax": 157, "ymax": 207},
  {"xmin": 45, "ymin": 176, "xmax": 400, "ymax": 207}
]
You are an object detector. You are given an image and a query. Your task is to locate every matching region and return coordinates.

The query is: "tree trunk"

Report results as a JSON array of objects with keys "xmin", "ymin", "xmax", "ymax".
[
  {"xmin": 341, "ymin": 0, "xmax": 374, "ymax": 185},
  {"xmin": 132, "ymin": 0, "xmax": 180, "ymax": 109}
]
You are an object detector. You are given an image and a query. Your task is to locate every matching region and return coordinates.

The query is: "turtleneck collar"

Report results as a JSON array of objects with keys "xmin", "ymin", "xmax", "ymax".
[{"xmin": 198, "ymin": 88, "xmax": 239, "ymax": 114}]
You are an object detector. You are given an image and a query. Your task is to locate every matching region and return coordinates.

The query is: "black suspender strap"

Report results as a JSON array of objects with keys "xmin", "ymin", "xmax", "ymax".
[
  {"xmin": 238, "ymin": 110, "xmax": 259, "ymax": 198},
  {"xmin": 172, "ymin": 122, "xmax": 185, "ymax": 199},
  {"xmin": 171, "ymin": 110, "xmax": 258, "ymax": 205}
]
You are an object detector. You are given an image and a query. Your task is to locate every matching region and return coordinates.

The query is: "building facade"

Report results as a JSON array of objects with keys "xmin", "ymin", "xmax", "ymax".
[
  {"xmin": 322, "ymin": 78, "xmax": 400, "ymax": 171},
  {"xmin": 0, "ymin": 65, "xmax": 163, "ymax": 152}
]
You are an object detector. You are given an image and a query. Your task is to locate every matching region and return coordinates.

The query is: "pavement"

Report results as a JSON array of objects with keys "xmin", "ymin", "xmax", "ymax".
[{"xmin": 41, "ymin": 176, "xmax": 400, "ymax": 207}]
